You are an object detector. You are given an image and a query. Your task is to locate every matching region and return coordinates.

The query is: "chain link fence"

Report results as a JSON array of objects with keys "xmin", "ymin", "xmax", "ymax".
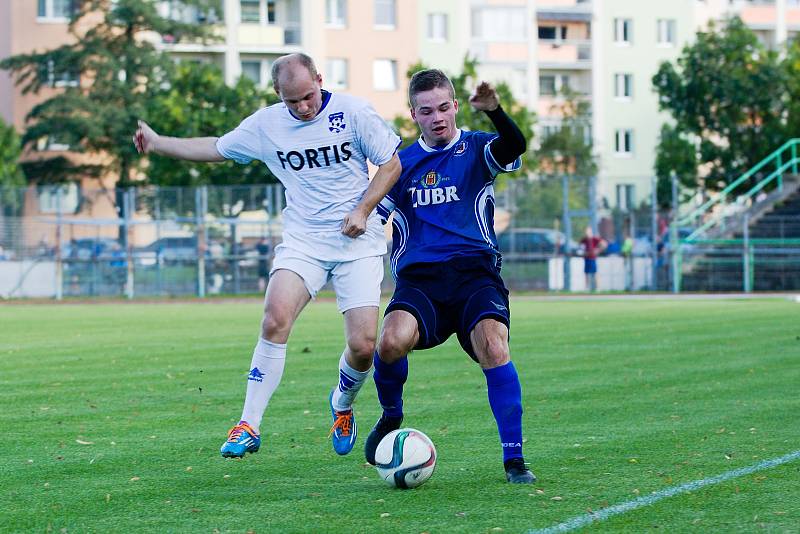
[{"xmin": 7, "ymin": 175, "xmax": 797, "ymax": 298}]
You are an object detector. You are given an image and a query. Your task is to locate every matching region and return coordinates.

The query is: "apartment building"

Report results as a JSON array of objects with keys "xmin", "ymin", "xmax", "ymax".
[
  {"xmin": 322, "ymin": 0, "xmax": 418, "ymax": 117},
  {"xmin": 593, "ymin": 0, "xmax": 694, "ymax": 209}
]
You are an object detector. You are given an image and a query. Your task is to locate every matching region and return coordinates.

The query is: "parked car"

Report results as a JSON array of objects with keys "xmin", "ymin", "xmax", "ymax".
[
  {"xmin": 496, "ymin": 228, "xmax": 578, "ymax": 255},
  {"xmin": 136, "ymin": 237, "xmax": 199, "ymax": 265},
  {"xmin": 63, "ymin": 238, "xmax": 120, "ymax": 261}
]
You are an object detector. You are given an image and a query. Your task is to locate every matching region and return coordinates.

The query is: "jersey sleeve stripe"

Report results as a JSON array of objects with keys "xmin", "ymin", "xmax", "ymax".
[
  {"xmin": 484, "ymin": 139, "xmax": 522, "ymax": 176},
  {"xmin": 473, "ymin": 183, "xmax": 495, "ymax": 246},
  {"xmin": 389, "ymin": 208, "xmax": 409, "ymax": 279}
]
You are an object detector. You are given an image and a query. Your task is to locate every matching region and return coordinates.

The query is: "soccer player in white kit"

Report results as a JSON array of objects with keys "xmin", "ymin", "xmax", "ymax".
[{"xmin": 133, "ymin": 53, "xmax": 401, "ymax": 458}]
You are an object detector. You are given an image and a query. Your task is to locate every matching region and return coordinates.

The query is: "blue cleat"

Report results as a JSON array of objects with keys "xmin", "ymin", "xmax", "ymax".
[
  {"xmin": 220, "ymin": 421, "xmax": 261, "ymax": 458},
  {"xmin": 328, "ymin": 390, "xmax": 357, "ymax": 455}
]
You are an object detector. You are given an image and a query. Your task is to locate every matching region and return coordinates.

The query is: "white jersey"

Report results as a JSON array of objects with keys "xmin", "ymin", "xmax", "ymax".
[{"xmin": 216, "ymin": 91, "xmax": 400, "ymax": 261}]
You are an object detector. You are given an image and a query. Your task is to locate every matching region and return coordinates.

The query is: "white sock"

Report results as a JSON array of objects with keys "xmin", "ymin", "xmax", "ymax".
[
  {"xmin": 240, "ymin": 338, "xmax": 286, "ymax": 433},
  {"xmin": 331, "ymin": 351, "xmax": 371, "ymax": 412}
]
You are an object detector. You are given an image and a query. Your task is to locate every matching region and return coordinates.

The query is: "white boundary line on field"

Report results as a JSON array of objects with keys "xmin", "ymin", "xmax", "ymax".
[{"xmin": 528, "ymin": 449, "xmax": 800, "ymax": 534}]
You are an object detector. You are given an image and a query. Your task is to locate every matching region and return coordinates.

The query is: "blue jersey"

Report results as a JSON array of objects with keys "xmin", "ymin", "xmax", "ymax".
[{"xmin": 377, "ymin": 129, "xmax": 521, "ymax": 278}]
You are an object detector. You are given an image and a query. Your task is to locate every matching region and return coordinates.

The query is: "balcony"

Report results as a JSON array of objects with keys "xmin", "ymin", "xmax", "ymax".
[
  {"xmin": 537, "ymin": 1, "xmax": 592, "ymax": 22},
  {"xmin": 538, "ymin": 39, "xmax": 591, "ymax": 69}
]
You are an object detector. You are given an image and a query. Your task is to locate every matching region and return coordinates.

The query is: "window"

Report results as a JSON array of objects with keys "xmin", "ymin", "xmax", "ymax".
[
  {"xmin": 614, "ymin": 73, "xmax": 632, "ymax": 99},
  {"xmin": 539, "ymin": 75, "xmax": 556, "ymax": 96},
  {"xmin": 38, "ymin": 0, "xmax": 75, "ymax": 20},
  {"xmin": 427, "ymin": 13, "xmax": 448, "ymax": 41},
  {"xmin": 38, "ymin": 183, "xmax": 80, "ymax": 214},
  {"xmin": 46, "ymin": 60, "xmax": 79, "ymax": 88},
  {"xmin": 540, "ymin": 74, "xmax": 570, "ymax": 96},
  {"xmin": 326, "ymin": 58, "xmax": 348, "ymax": 89},
  {"xmin": 241, "ymin": 61, "xmax": 262, "ymax": 85},
  {"xmin": 326, "ymin": 0, "xmax": 347, "ymax": 27},
  {"xmin": 36, "ymin": 134, "xmax": 71, "ymax": 152},
  {"xmin": 240, "ymin": 0, "xmax": 276, "ymax": 25},
  {"xmin": 614, "ymin": 129, "xmax": 633, "ymax": 155},
  {"xmin": 472, "ymin": 7, "xmax": 527, "ymax": 41},
  {"xmin": 538, "ymin": 26, "xmax": 556, "ymax": 40},
  {"xmin": 240, "ymin": 0, "xmax": 260, "ymax": 23},
  {"xmin": 657, "ymin": 19, "xmax": 676, "ymax": 45},
  {"xmin": 373, "ymin": 59, "xmax": 397, "ymax": 91},
  {"xmin": 374, "ymin": 0, "xmax": 396, "ymax": 28},
  {"xmin": 614, "ymin": 18, "xmax": 632, "ymax": 44},
  {"xmin": 538, "ymin": 25, "xmax": 567, "ymax": 40},
  {"xmin": 616, "ymin": 184, "xmax": 636, "ymax": 211}
]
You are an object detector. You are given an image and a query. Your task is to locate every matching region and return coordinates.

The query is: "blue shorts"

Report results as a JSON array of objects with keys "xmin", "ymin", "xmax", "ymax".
[
  {"xmin": 385, "ymin": 255, "xmax": 510, "ymax": 362},
  {"xmin": 584, "ymin": 258, "xmax": 597, "ymax": 274}
]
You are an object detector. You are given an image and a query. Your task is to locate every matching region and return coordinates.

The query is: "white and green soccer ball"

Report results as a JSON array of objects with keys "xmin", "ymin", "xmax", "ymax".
[{"xmin": 374, "ymin": 428, "xmax": 437, "ymax": 489}]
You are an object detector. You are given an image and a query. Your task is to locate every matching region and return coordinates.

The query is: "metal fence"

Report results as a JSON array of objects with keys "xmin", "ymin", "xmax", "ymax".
[{"xmin": 0, "ymin": 177, "xmax": 715, "ymax": 299}]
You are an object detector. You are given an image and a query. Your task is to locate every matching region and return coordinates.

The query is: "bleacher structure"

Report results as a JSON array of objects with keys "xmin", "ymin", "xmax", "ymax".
[{"xmin": 675, "ymin": 139, "xmax": 800, "ymax": 292}]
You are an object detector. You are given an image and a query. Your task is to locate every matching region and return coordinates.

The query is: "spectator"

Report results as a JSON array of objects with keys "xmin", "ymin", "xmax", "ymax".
[
  {"xmin": 255, "ymin": 237, "xmax": 270, "ymax": 293},
  {"xmin": 579, "ymin": 226, "xmax": 607, "ymax": 291}
]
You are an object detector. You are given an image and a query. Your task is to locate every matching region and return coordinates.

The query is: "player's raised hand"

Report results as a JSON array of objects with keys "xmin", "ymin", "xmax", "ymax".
[
  {"xmin": 341, "ymin": 208, "xmax": 368, "ymax": 239},
  {"xmin": 469, "ymin": 82, "xmax": 499, "ymax": 112},
  {"xmin": 133, "ymin": 120, "xmax": 159, "ymax": 154}
]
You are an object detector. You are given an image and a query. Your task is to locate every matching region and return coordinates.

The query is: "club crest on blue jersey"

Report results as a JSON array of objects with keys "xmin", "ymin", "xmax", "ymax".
[
  {"xmin": 454, "ymin": 141, "xmax": 467, "ymax": 156},
  {"xmin": 328, "ymin": 112, "xmax": 346, "ymax": 133},
  {"xmin": 409, "ymin": 170, "xmax": 460, "ymax": 208},
  {"xmin": 421, "ymin": 170, "xmax": 441, "ymax": 188}
]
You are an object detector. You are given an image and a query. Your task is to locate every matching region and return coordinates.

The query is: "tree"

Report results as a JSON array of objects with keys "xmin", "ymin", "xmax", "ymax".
[
  {"xmin": 654, "ymin": 123, "xmax": 698, "ymax": 209},
  {"xmin": 652, "ymin": 17, "xmax": 787, "ymax": 193},
  {"xmin": 0, "ymin": 117, "xmax": 25, "ymax": 189},
  {"xmin": 534, "ymin": 88, "xmax": 596, "ymax": 177},
  {"xmin": 392, "ymin": 57, "xmax": 537, "ymax": 176},
  {"xmin": 0, "ymin": 0, "xmax": 220, "ymax": 187},
  {"xmin": 146, "ymin": 63, "xmax": 280, "ymax": 187}
]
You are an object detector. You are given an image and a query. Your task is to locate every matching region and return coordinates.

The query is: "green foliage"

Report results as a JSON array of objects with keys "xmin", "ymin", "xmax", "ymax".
[
  {"xmin": 652, "ymin": 17, "xmax": 787, "ymax": 193},
  {"xmin": 0, "ymin": 0, "xmax": 220, "ymax": 186},
  {"xmin": 534, "ymin": 88, "xmax": 596, "ymax": 177},
  {"xmin": 0, "ymin": 117, "xmax": 25, "ymax": 189},
  {"xmin": 654, "ymin": 124, "xmax": 698, "ymax": 209},
  {"xmin": 147, "ymin": 63, "xmax": 280, "ymax": 186},
  {"xmin": 392, "ymin": 57, "xmax": 537, "ymax": 176}
]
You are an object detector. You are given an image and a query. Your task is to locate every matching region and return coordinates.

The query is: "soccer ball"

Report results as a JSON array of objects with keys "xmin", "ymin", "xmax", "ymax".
[{"xmin": 374, "ymin": 428, "xmax": 437, "ymax": 489}]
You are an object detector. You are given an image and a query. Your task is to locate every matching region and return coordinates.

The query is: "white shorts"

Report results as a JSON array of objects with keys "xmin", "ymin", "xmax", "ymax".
[{"xmin": 270, "ymin": 244, "xmax": 384, "ymax": 313}]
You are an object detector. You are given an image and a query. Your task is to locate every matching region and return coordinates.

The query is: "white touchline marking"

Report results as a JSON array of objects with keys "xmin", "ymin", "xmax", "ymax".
[{"xmin": 529, "ymin": 449, "xmax": 800, "ymax": 534}]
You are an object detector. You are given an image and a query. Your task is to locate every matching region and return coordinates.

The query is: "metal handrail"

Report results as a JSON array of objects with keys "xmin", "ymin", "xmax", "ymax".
[{"xmin": 680, "ymin": 138, "xmax": 800, "ymax": 241}]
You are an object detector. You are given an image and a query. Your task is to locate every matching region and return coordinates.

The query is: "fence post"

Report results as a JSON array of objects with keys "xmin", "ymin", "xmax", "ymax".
[
  {"xmin": 589, "ymin": 175, "xmax": 598, "ymax": 233},
  {"xmin": 743, "ymin": 213, "xmax": 751, "ymax": 293},
  {"xmin": 670, "ymin": 172, "xmax": 680, "ymax": 293},
  {"xmin": 650, "ymin": 176, "xmax": 658, "ymax": 291},
  {"xmin": 562, "ymin": 175, "xmax": 571, "ymax": 292},
  {"xmin": 55, "ymin": 186, "xmax": 63, "ymax": 301},
  {"xmin": 155, "ymin": 188, "xmax": 162, "ymax": 295},
  {"xmin": 792, "ymin": 142, "xmax": 797, "ymax": 175},
  {"xmin": 196, "ymin": 186, "xmax": 207, "ymax": 298},
  {"xmin": 124, "ymin": 188, "xmax": 135, "ymax": 299}
]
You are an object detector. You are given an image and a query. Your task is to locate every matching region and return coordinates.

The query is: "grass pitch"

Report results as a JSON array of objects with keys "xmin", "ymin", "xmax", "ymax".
[{"xmin": 1, "ymin": 297, "xmax": 799, "ymax": 533}]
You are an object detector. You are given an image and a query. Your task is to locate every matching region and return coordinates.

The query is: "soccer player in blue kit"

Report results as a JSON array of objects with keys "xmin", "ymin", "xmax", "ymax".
[{"xmin": 365, "ymin": 69, "xmax": 536, "ymax": 484}]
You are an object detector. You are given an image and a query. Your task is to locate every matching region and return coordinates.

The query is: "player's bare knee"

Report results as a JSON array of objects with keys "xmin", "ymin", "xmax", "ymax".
[
  {"xmin": 476, "ymin": 336, "xmax": 510, "ymax": 368},
  {"xmin": 261, "ymin": 311, "xmax": 292, "ymax": 340},
  {"xmin": 347, "ymin": 334, "xmax": 376, "ymax": 361},
  {"xmin": 378, "ymin": 330, "xmax": 412, "ymax": 363}
]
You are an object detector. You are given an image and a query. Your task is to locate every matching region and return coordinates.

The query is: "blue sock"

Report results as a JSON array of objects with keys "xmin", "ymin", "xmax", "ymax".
[
  {"xmin": 372, "ymin": 351, "xmax": 407, "ymax": 418},
  {"xmin": 483, "ymin": 361, "xmax": 524, "ymax": 462}
]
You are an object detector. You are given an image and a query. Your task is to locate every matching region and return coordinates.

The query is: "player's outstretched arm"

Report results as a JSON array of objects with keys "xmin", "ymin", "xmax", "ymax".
[
  {"xmin": 469, "ymin": 82, "xmax": 526, "ymax": 167},
  {"xmin": 133, "ymin": 120, "xmax": 225, "ymax": 162},
  {"xmin": 341, "ymin": 153, "xmax": 402, "ymax": 238}
]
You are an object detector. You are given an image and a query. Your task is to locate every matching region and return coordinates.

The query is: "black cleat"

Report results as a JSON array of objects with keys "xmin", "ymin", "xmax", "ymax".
[
  {"xmin": 364, "ymin": 413, "xmax": 403, "ymax": 465},
  {"xmin": 504, "ymin": 457, "xmax": 537, "ymax": 484}
]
